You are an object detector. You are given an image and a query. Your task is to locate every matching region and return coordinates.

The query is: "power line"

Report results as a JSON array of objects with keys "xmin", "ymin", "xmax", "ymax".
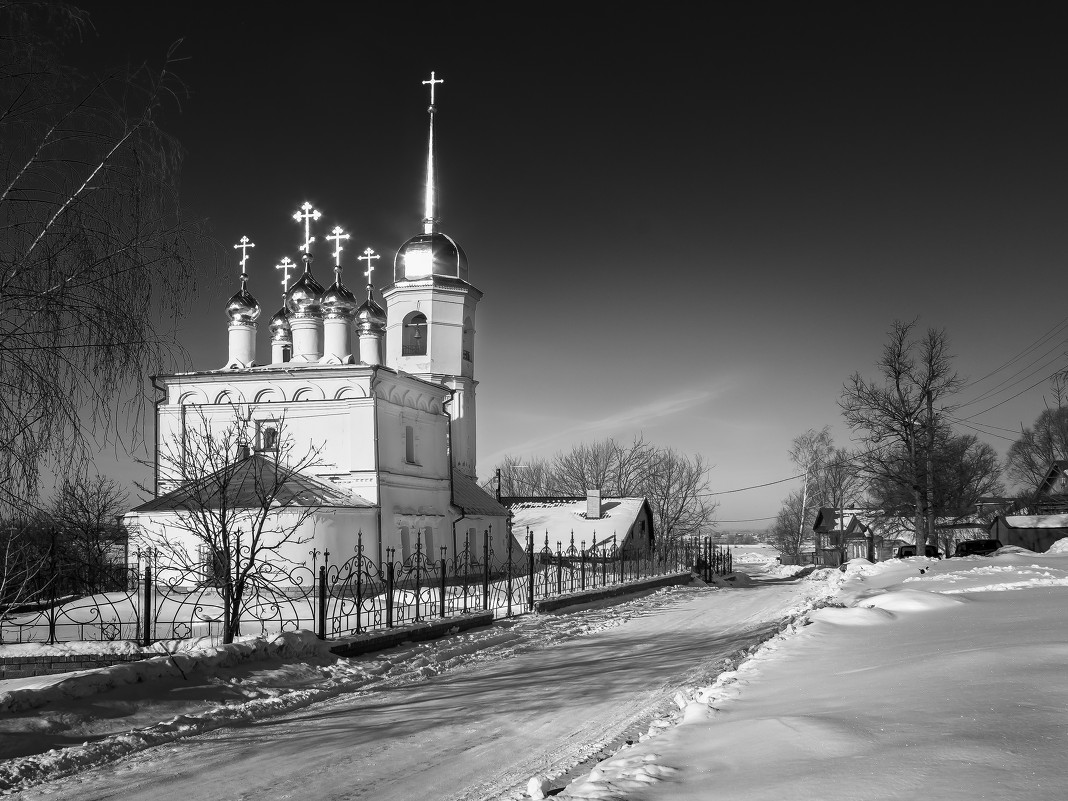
[
  {"xmin": 715, "ymin": 516, "xmax": 777, "ymax": 523},
  {"xmin": 946, "ymin": 416, "xmax": 1019, "ymax": 444},
  {"xmin": 957, "ymin": 369, "xmax": 1063, "ymax": 421},
  {"xmin": 957, "ymin": 315, "xmax": 1068, "ymax": 393},
  {"xmin": 701, "ymin": 473, "xmax": 805, "ymax": 497},
  {"xmin": 956, "ymin": 341, "xmax": 1067, "ymax": 410}
]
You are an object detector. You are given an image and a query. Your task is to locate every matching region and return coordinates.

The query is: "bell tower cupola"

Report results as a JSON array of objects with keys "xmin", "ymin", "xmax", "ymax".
[{"xmin": 383, "ymin": 71, "xmax": 482, "ymax": 479}]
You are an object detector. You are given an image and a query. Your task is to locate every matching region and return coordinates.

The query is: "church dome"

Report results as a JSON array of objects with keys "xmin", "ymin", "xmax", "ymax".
[
  {"xmin": 394, "ymin": 232, "xmax": 468, "ymax": 283},
  {"xmin": 268, "ymin": 306, "xmax": 290, "ymax": 340},
  {"xmin": 285, "ymin": 269, "xmax": 325, "ymax": 316},
  {"xmin": 321, "ymin": 280, "xmax": 358, "ymax": 317},
  {"xmin": 356, "ymin": 294, "xmax": 387, "ymax": 330},
  {"xmin": 226, "ymin": 288, "xmax": 260, "ymax": 323}
]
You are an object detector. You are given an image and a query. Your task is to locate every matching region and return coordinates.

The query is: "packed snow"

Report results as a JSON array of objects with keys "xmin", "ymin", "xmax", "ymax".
[{"xmin": 1, "ymin": 543, "xmax": 1066, "ymax": 800}]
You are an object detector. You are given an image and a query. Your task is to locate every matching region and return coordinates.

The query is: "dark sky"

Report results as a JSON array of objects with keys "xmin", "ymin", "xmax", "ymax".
[{"xmin": 72, "ymin": 2, "xmax": 1068, "ymax": 526}]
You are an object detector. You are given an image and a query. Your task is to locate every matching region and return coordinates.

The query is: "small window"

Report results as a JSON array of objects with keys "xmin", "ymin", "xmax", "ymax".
[
  {"xmin": 400, "ymin": 526, "xmax": 411, "ymax": 561},
  {"xmin": 423, "ymin": 526, "xmax": 435, "ymax": 559},
  {"xmin": 256, "ymin": 421, "xmax": 279, "ymax": 452},
  {"xmin": 462, "ymin": 317, "xmax": 474, "ymax": 362},
  {"xmin": 405, "ymin": 425, "xmax": 416, "ymax": 464}
]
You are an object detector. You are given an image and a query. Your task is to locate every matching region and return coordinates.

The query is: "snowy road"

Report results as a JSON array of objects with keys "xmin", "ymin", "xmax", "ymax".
[{"xmin": 17, "ymin": 569, "xmax": 820, "ymax": 801}]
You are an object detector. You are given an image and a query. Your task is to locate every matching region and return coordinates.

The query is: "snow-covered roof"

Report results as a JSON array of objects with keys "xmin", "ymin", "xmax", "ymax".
[
  {"xmin": 1001, "ymin": 514, "xmax": 1068, "ymax": 529},
  {"xmin": 506, "ymin": 497, "xmax": 649, "ymax": 546},
  {"xmin": 131, "ymin": 455, "xmax": 373, "ymax": 512}
]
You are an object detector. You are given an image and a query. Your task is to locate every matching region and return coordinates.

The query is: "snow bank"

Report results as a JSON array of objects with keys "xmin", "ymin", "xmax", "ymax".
[
  {"xmin": 0, "ymin": 631, "xmax": 328, "ymax": 714},
  {"xmin": 561, "ymin": 549, "xmax": 1068, "ymax": 801}
]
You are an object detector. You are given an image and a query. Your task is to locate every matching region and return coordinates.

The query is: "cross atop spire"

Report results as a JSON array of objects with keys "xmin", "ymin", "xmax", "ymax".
[
  {"xmin": 421, "ymin": 72, "xmax": 442, "ymax": 235},
  {"xmin": 423, "ymin": 70, "xmax": 443, "ymax": 109},
  {"xmin": 276, "ymin": 256, "xmax": 295, "ymax": 295},
  {"xmin": 293, "ymin": 202, "xmax": 321, "ymax": 258},
  {"xmin": 326, "ymin": 226, "xmax": 350, "ymax": 279},
  {"xmin": 359, "ymin": 247, "xmax": 380, "ymax": 287},
  {"xmin": 234, "ymin": 236, "xmax": 255, "ymax": 287}
]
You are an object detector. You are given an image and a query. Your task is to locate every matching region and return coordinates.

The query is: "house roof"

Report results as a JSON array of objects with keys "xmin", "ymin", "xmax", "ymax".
[
  {"xmin": 812, "ymin": 508, "xmax": 871, "ymax": 533},
  {"xmin": 451, "ymin": 471, "xmax": 510, "ymax": 517},
  {"xmin": 130, "ymin": 455, "xmax": 373, "ymax": 513},
  {"xmin": 1037, "ymin": 462, "xmax": 1068, "ymax": 496},
  {"xmin": 505, "ymin": 496, "xmax": 651, "ymax": 546},
  {"xmin": 998, "ymin": 514, "xmax": 1068, "ymax": 529}
]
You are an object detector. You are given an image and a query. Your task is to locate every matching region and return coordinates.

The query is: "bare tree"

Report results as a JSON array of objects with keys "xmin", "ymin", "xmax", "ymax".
[
  {"xmin": 0, "ymin": 520, "xmax": 50, "ymax": 610},
  {"xmin": 1005, "ymin": 375, "xmax": 1068, "ymax": 495},
  {"xmin": 840, "ymin": 320, "xmax": 964, "ymax": 555},
  {"xmin": 769, "ymin": 489, "xmax": 807, "ymax": 559},
  {"xmin": 135, "ymin": 409, "xmax": 326, "ymax": 643},
  {"xmin": 490, "ymin": 436, "xmax": 717, "ymax": 542},
  {"xmin": 49, "ymin": 472, "xmax": 129, "ymax": 593},
  {"xmin": 643, "ymin": 448, "xmax": 716, "ymax": 544},
  {"xmin": 552, "ymin": 440, "xmax": 617, "ymax": 496},
  {"xmin": 493, "ymin": 454, "xmax": 556, "ymax": 497},
  {"xmin": 866, "ymin": 425, "xmax": 1002, "ymax": 553},
  {"xmin": 0, "ymin": 3, "xmax": 198, "ymax": 516}
]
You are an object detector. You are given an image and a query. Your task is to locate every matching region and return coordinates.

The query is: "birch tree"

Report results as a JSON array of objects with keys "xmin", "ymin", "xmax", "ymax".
[{"xmin": 0, "ymin": 2, "xmax": 197, "ymax": 515}]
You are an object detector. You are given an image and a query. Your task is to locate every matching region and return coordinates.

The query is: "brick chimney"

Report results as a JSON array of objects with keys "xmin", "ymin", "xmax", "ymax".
[{"xmin": 586, "ymin": 489, "xmax": 602, "ymax": 520}]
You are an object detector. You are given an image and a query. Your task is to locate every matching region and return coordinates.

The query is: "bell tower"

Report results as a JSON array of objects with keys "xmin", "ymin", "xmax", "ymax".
[{"xmin": 383, "ymin": 71, "xmax": 481, "ymax": 480}]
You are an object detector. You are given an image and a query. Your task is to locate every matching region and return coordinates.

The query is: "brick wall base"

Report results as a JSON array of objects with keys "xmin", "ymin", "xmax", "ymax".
[{"xmin": 0, "ymin": 653, "xmax": 150, "ymax": 680}]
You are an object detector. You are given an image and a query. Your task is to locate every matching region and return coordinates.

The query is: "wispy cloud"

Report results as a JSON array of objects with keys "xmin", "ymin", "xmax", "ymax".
[{"xmin": 481, "ymin": 383, "xmax": 726, "ymax": 470}]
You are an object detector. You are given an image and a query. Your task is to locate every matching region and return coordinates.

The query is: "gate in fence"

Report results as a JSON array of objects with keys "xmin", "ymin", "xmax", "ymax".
[{"xmin": 0, "ymin": 533, "xmax": 732, "ymax": 646}]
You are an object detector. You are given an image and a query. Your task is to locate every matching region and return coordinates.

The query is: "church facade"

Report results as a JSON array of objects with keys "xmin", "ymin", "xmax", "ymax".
[{"xmin": 126, "ymin": 73, "xmax": 511, "ymax": 571}]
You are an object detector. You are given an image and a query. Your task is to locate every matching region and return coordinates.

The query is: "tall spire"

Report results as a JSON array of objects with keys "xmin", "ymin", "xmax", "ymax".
[{"xmin": 422, "ymin": 71, "xmax": 443, "ymax": 235}]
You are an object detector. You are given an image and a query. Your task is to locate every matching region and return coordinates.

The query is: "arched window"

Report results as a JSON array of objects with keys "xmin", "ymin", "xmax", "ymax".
[
  {"xmin": 402, "ymin": 312, "xmax": 427, "ymax": 356},
  {"xmin": 462, "ymin": 317, "xmax": 474, "ymax": 362}
]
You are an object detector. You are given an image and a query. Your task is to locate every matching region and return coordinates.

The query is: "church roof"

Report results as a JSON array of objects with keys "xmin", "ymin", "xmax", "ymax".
[
  {"xmin": 131, "ymin": 454, "xmax": 374, "ymax": 513},
  {"xmin": 451, "ymin": 471, "xmax": 510, "ymax": 516}
]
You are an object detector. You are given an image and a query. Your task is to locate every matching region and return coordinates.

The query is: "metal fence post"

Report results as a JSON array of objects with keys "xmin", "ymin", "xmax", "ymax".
[
  {"xmin": 317, "ymin": 565, "xmax": 327, "ymax": 640},
  {"xmin": 506, "ymin": 527, "xmax": 513, "ymax": 618},
  {"xmin": 581, "ymin": 540, "xmax": 586, "ymax": 591},
  {"xmin": 386, "ymin": 549, "xmax": 395, "ymax": 628},
  {"xmin": 559, "ymin": 546, "xmax": 568, "ymax": 598},
  {"xmin": 142, "ymin": 564, "xmax": 152, "ymax": 647},
  {"xmin": 482, "ymin": 529, "xmax": 490, "ymax": 611},
  {"xmin": 440, "ymin": 546, "xmax": 447, "ymax": 618},
  {"xmin": 463, "ymin": 532, "xmax": 470, "ymax": 614},
  {"xmin": 354, "ymin": 533, "xmax": 364, "ymax": 633},
  {"xmin": 527, "ymin": 530, "xmax": 535, "ymax": 611},
  {"xmin": 415, "ymin": 533, "xmax": 423, "ymax": 622}
]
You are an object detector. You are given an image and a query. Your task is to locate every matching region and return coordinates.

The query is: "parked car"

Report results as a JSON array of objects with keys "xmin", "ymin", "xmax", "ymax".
[
  {"xmin": 895, "ymin": 544, "xmax": 942, "ymax": 558},
  {"xmin": 953, "ymin": 539, "xmax": 1003, "ymax": 557}
]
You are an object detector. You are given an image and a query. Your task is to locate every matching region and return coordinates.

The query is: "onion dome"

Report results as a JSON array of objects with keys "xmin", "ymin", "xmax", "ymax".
[
  {"xmin": 356, "ymin": 289, "xmax": 387, "ymax": 331},
  {"xmin": 321, "ymin": 279, "xmax": 358, "ymax": 318},
  {"xmin": 268, "ymin": 306, "xmax": 291, "ymax": 340},
  {"xmin": 226, "ymin": 287, "xmax": 261, "ymax": 323},
  {"xmin": 394, "ymin": 232, "xmax": 468, "ymax": 283},
  {"xmin": 284, "ymin": 267, "xmax": 325, "ymax": 316}
]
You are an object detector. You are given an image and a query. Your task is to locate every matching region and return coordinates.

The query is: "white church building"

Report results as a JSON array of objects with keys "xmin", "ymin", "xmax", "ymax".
[{"xmin": 126, "ymin": 73, "xmax": 512, "ymax": 570}]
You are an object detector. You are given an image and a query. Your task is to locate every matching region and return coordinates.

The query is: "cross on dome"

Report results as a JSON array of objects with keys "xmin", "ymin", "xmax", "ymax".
[
  {"xmin": 359, "ymin": 247, "xmax": 380, "ymax": 286},
  {"xmin": 423, "ymin": 70, "xmax": 443, "ymax": 108},
  {"xmin": 275, "ymin": 256, "xmax": 295, "ymax": 292},
  {"xmin": 234, "ymin": 236, "xmax": 255, "ymax": 284},
  {"xmin": 326, "ymin": 226, "xmax": 350, "ymax": 276},
  {"xmin": 292, "ymin": 202, "xmax": 322, "ymax": 256}
]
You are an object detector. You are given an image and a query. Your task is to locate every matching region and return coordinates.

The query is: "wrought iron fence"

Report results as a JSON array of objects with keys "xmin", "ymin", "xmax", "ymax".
[{"xmin": 0, "ymin": 532, "xmax": 732, "ymax": 647}]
